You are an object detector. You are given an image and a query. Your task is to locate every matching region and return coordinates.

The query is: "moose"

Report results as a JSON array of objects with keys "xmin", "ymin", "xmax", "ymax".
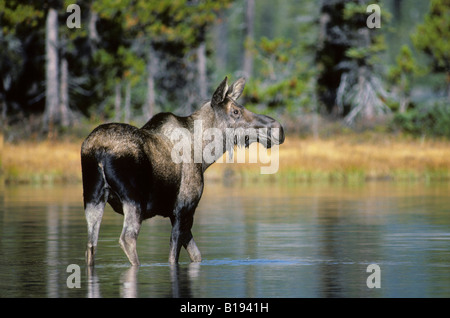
[{"xmin": 81, "ymin": 77, "xmax": 285, "ymax": 266}]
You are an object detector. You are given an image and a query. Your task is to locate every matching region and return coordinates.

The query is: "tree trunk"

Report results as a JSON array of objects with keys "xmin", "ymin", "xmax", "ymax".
[
  {"xmin": 59, "ymin": 56, "xmax": 70, "ymax": 126},
  {"xmin": 114, "ymin": 82, "xmax": 121, "ymax": 122},
  {"xmin": 311, "ymin": 76, "xmax": 319, "ymax": 139},
  {"xmin": 399, "ymin": 95, "xmax": 409, "ymax": 113},
  {"xmin": 124, "ymin": 81, "xmax": 131, "ymax": 123},
  {"xmin": 43, "ymin": 8, "xmax": 59, "ymax": 133},
  {"xmin": 242, "ymin": 0, "xmax": 255, "ymax": 79},
  {"xmin": 197, "ymin": 42, "xmax": 207, "ymax": 100},
  {"xmin": 1, "ymin": 100, "xmax": 7, "ymax": 128},
  {"xmin": 145, "ymin": 47, "xmax": 157, "ymax": 119},
  {"xmin": 214, "ymin": 12, "xmax": 228, "ymax": 72},
  {"xmin": 88, "ymin": 9, "xmax": 100, "ymax": 49}
]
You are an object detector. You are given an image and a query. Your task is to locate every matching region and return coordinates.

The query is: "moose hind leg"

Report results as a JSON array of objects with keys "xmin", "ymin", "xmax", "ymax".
[
  {"xmin": 119, "ymin": 203, "xmax": 142, "ymax": 266},
  {"xmin": 85, "ymin": 202, "xmax": 106, "ymax": 266},
  {"xmin": 83, "ymin": 156, "xmax": 109, "ymax": 266}
]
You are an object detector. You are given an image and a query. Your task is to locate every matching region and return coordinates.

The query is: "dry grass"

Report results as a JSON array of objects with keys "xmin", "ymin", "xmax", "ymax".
[
  {"xmin": 281, "ymin": 134, "xmax": 450, "ymax": 178},
  {"xmin": 2, "ymin": 133, "xmax": 450, "ymax": 184},
  {"xmin": 208, "ymin": 133, "xmax": 450, "ymax": 182},
  {"xmin": 3, "ymin": 139, "xmax": 82, "ymax": 184}
]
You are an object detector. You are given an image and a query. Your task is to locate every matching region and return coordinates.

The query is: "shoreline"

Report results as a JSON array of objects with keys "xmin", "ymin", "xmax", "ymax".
[{"xmin": 3, "ymin": 134, "xmax": 450, "ymax": 185}]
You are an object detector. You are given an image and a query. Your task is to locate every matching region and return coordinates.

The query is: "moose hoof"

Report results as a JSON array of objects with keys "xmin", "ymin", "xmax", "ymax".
[{"xmin": 86, "ymin": 245, "xmax": 96, "ymax": 266}]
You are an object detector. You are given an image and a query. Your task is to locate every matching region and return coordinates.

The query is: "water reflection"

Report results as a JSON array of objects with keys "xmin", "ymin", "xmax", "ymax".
[
  {"xmin": 85, "ymin": 263, "xmax": 201, "ymax": 298},
  {"xmin": 1, "ymin": 183, "xmax": 450, "ymax": 297},
  {"xmin": 85, "ymin": 267, "xmax": 100, "ymax": 298},
  {"xmin": 169, "ymin": 264, "xmax": 199, "ymax": 298},
  {"xmin": 120, "ymin": 266, "xmax": 138, "ymax": 298}
]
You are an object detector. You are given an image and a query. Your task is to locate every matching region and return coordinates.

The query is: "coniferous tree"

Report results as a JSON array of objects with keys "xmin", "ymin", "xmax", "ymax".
[
  {"xmin": 316, "ymin": 0, "xmax": 390, "ymax": 125},
  {"xmin": 411, "ymin": 0, "xmax": 450, "ymax": 100}
]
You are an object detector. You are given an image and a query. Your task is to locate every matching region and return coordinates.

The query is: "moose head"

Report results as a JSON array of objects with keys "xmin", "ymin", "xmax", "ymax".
[{"xmin": 210, "ymin": 77, "xmax": 285, "ymax": 152}]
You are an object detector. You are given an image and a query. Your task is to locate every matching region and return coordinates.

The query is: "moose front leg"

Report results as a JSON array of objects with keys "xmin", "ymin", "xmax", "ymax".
[
  {"xmin": 185, "ymin": 237, "xmax": 202, "ymax": 262},
  {"xmin": 169, "ymin": 217, "xmax": 182, "ymax": 264},
  {"xmin": 169, "ymin": 214, "xmax": 201, "ymax": 264}
]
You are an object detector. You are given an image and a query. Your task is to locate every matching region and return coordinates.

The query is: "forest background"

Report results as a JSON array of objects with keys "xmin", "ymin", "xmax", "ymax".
[{"xmin": 1, "ymin": 0, "xmax": 449, "ymax": 184}]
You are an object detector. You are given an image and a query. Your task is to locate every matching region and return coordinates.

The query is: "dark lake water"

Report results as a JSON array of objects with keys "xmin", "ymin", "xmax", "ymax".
[{"xmin": 1, "ymin": 182, "xmax": 449, "ymax": 298}]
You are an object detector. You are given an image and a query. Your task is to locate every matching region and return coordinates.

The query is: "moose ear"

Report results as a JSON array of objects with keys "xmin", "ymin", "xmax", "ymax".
[
  {"xmin": 227, "ymin": 77, "xmax": 246, "ymax": 100},
  {"xmin": 211, "ymin": 77, "xmax": 228, "ymax": 106}
]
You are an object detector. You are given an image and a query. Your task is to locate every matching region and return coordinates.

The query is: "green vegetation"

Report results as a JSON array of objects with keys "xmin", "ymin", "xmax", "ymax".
[
  {"xmin": 1, "ymin": 0, "xmax": 448, "ymax": 137},
  {"xmin": 392, "ymin": 102, "xmax": 450, "ymax": 137},
  {"xmin": 411, "ymin": 0, "xmax": 450, "ymax": 98}
]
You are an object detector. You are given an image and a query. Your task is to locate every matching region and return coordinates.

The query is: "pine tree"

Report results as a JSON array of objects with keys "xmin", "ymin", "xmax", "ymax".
[
  {"xmin": 388, "ymin": 45, "xmax": 420, "ymax": 113},
  {"xmin": 0, "ymin": 1, "xmax": 45, "ymax": 128},
  {"xmin": 92, "ymin": 0, "xmax": 232, "ymax": 118},
  {"xmin": 316, "ymin": 0, "xmax": 391, "ymax": 125},
  {"xmin": 411, "ymin": 0, "xmax": 450, "ymax": 100}
]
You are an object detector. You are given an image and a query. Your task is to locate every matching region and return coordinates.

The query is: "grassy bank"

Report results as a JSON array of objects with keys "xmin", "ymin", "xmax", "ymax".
[
  {"xmin": 208, "ymin": 133, "xmax": 450, "ymax": 183},
  {"xmin": 3, "ymin": 139, "xmax": 82, "ymax": 184},
  {"xmin": 3, "ymin": 133, "xmax": 450, "ymax": 184}
]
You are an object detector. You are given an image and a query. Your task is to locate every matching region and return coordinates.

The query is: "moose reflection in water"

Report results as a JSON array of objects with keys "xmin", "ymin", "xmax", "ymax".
[
  {"xmin": 86, "ymin": 264, "xmax": 199, "ymax": 298},
  {"xmin": 81, "ymin": 77, "xmax": 285, "ymax": 266}
]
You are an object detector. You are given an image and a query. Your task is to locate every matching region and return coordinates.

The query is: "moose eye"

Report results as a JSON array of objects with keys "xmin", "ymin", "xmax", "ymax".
[{"xmin": 233, "ymin": 109, "xmax": 239, "ymax": 115}]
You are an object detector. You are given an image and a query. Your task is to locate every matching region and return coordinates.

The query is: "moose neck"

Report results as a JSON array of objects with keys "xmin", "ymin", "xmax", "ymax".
[{"xmin": 188, "ymin": 102, "xmax": 229, "ymax": 172}]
